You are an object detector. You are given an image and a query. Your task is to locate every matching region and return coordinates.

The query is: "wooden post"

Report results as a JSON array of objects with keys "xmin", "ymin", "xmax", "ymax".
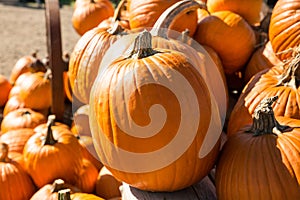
[{"xmin": 45, "ymin": 0, "xmax": 67, "ymax": 122}]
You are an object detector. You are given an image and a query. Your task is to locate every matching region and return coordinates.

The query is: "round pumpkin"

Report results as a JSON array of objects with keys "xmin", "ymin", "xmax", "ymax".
[
  {"xmin": 268, "ymin": 0, "xmax": 300, "ymax": 61},
  {"xmin": 89, "ymin": 30, "xmax": 223, "ymax": 191},
  {"xmin": 23, "ymin": 115, "xmax": 84, "ymax": 188},
  {"xmin": 207, "ymin": 0, "xmax": 263, "ymax": 25},
  {"xmin": 0, "ymin": 74, "xmax": 12, "ymax": 107},
  {"xmin": 72, "ymin": 0, "xmax": 114, "ymax": 36},
  {"xmin": 0, "ymin": 143, "xmax": 36, "ymax": 200},
  {"xmin": 216, "ymin": 96, "xmax": 300, "ymax": 199},
  {"xmin": 194, "ymin": 10, "xmax": 256, "ymax": 74},
  {"xmin": 227, "ymin": 49, "xmax": 300, "ymax": 136}
]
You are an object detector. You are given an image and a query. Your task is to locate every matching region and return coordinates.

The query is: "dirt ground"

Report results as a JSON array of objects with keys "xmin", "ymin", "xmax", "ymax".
[{"xmin": 0, "ymin": 2, "xmax": 81, "ymax": 79}]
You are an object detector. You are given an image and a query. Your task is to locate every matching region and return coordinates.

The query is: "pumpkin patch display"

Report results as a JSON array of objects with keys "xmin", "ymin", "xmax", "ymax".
[
  {"xmin": 89, "ymin": 30, "xmax": 223, "ymax": 191},
  {"xmin": 216, "ymin": 96, "xmax": 300, "ymax": 199}
]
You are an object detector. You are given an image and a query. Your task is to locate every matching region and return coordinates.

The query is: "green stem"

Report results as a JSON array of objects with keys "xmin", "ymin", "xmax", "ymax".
[{"xmin": 58, "ymin": 189, "xmax": 71, "ymax": 200}]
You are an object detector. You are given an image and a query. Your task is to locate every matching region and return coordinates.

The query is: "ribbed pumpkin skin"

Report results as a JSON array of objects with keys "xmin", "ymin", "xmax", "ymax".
[
  {"xmin": 194, "ymin": 11, "xmax": 256, "ymax": 74},
  {"xmin": 68, "ymin": 27, "xmax": 123, "ymax": 104},
  {"xmin": 128, "ymin": 0, "xmax": 198, "ymax": 36},
  {"xmin": 244, "ymin": 41, "xmax": 282, "ymax": 83},
  {"xmin": 269, "ymin": 0, "xmax": 300, "ymax": 61},
  {"xmin": 207, "ymin": 0, "xmax": 263, "ymax": 25},
  {"xmin": 90, "ymin": 45, "xmax": 221, "ymax": 191},
  {"xmin": 72, "ymin": 0, "xmax": 114, "ymax": 36},
  {"xmin": 216, "ymin": 117, "xmax": 300, "ymax": 200},
  {"xmin": 227, "ymin": 66, "xmax": 300, "ymax": 136}
]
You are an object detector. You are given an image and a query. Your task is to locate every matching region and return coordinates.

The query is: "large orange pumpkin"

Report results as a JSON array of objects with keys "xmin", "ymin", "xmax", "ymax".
[
  {"xmin": 194, "ymin": 10, "xmax": 256, "ymax": 74},
  {"xmin": 0, "ymin": 74, "xmax": 12, "ymax": 107},
  {"xmin": 89, "ymin": 30, "xmax": 223, "ymax": 191},
  {"xmin": 127, "ymin": 0, "xmax": 199, "ymax": 36},
  {"xmin": 227, "ymin": 48, "xmax": 300, "ymax": 136},
  {"xmin": 216, "ymin": 97, "xmax": 300, "ymax": 199},
  {"xmin": 268, "ymin": 0, "xmax": 300, "ymax": 61},
  {"xmin": 72, "ymin": 0, "xmax": 114, "ymax": 36},
  {"xmin": 207, "ymin": 0, "xmax": 263, "ymax": 25}
]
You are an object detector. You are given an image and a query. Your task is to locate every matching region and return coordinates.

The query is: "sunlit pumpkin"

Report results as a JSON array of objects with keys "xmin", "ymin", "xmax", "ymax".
[{"xmin": 0, "ymin": 74, "xmax": 12, "ymax": 107}]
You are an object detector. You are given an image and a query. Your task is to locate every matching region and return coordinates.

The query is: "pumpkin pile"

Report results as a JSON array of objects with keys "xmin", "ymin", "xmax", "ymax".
[{"xmin": 1, "ymin": 0, "xmax": 300, "ymax": 199}]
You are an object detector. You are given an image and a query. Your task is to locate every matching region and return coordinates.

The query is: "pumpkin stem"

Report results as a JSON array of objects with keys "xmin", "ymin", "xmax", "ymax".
[
  {"xmin": 51, "ymin": 179, "xmax": 67, "ymax": 193},
  {"xmin": 247, "ymin": 96, "xmax": 290, "ymax": 136},
  {"xmin": 21, "ymin": 110, "xmax": 32, "ymax": 116},
  {"xmin": 43, "ymin": 68, "xmax": 52, "ymax": 80},
  {"xmin": 112, "ymin": 0, "xmax": 126, "ymax": 22},
  {"xmin": 276, "ymin": 46, "xmax": 300, "ymax": 89},
  {"xmin": 58, "ymin": 189, "xmax": 71, "ymax": 200},
  {"xmin": 0, "ymin": 143, "xmax": 10, "ymax": 162},
  {"xmin": 107, "ymin": 21, "xmax": 125, "ymax": 35},
  {"xmin": 151, "ymin": 0, "xmax": 205, "ymax": 38},
  {"xmin": 128, "ymin": 30, "xmax": 158, "ymax": 59},
  {"xmin": 43, "ymin": 115, "xmax": 57, "ymax": 146}
]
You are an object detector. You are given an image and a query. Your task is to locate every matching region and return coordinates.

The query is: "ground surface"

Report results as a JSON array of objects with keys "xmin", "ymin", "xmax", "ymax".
[{"xmin": 0, "ymin": 2, "xmax": 81, "ymax": 79}]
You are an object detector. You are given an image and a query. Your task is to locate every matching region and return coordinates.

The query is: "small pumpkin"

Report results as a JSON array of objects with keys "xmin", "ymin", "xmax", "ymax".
[
  {"xmin": 0, "ymin": 143, "xmax": 36, "ymax": 200},
  {"xmin": 58, "ymin": 188, "xmax": 105, "ymax": 200},
  {"xmin": 0, "ymin": 108, "xmax": 46, "ymax": 134},
  {"xmin": 30, "ymin": 179, "xmax": 81, "ymax": 200},
  {"xmin": 72, "ymin": 0, "xmax": 114, "ymax": 35},
  {"xmin": 216, "ymin": 96, "xmax": 300, "ymax": 199},
  {"xmin": 268, "ymin": 0, "xmax": 300, "ymax": 61},
  {"xmin": 0, "ymin": 74, "xmax": 12, "ymax": 107},
  {"xmin": 194, "ymin": 10, "xmax": 256, "ymax": 74},
  {"xmin": 23, "ymin": 115, "xmax": 84, "ymax": 188}
]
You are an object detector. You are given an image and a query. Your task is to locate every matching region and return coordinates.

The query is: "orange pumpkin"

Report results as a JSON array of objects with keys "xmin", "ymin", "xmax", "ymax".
[
  {"xmin": 23, "ymin": 115, "xmax": 84, "ymax": 188},
  {"xmin": 207, "ymin": 0, "xmax": 263, "ymax": 25},
  {"xmin": 0, "ymin": 108, "xmax": 46, "ymax": 134},
  {"xmin": 227, "ymin": 48, "xmax": 300, "ymax": 136},
  {"xmin": 268, "ymin": 0, "xmax": 300, "ymax": 61},
  {"xmin": 0, "ymin": 74, "xmax": 12, "ymax": 107},
  {"xmin": 216, "ymin": 97, "xmax": 300, "ymax": 199},
  {"xmin": 194, "ymin": 10, "xmax": 256, "ymax": 74},
  {"xmin": 3, "ymin": 95, "xmax": 25, "ymax": 116},
  {"xmin": 0, "ymin": 143, "xmax": 36, "ymax": 200},
  {"xmin": 127, "ymin": 0, "xmax": 199, "ymax": 36},
  {"xmin": 72, "ymin": 0, "xmax": 114, "ymax": 35},
  {"xmin": 89, "ymin": 30, "xmax": 223, "ymax": 191},
  {"xmin": 58, "ymin": 188, "xmax": 105, "ymax": 200}
]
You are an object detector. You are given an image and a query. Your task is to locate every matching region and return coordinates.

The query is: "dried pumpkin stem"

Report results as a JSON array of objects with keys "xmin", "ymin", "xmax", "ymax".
[
  {"xmin": 0, "ymin": 143, "xmax": 10, "ymax": 162},
  {"xmin": 276, "ymin": 47, "xmax": 300, "ymax": 89},
  {"xmin": 58, "ymin": 189, "xmax": 71, "ymax": 200},
  {"xmin": 128, "ymin": 30, "xmax": 158, "ymax": 59},
  {"xmin": 151, "ymin": 0, "xmax": 205, "ymax": 38},
  {"xmin": 247, "ymin": 96, "xmax": 289, "ymax": 136},
  {"xmin": 51, "ymin": 179, "xmax": 66, "ymax": 193},
  {"xmin": 43, "ymin": 115, "xmax": 57, "ymax": 145},
  {"xmin": 112, "ymin": 0, "xmax": 126, "ymax": 22}
]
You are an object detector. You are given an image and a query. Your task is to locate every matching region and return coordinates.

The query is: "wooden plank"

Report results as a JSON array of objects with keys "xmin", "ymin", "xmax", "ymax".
[
  {"xmin": 45, "ymin": 0, "xmax": 66, "ymax": 122},
  {"xmin": 121, "ymin": 176, "xmax": 217, "ymax": 200}
]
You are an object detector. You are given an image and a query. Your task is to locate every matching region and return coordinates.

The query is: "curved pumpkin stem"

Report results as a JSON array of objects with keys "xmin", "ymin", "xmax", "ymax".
[
  {"xmin": 58, "ymin": 189, "xmax": 71, "ymax": 200},
  {"xmin": 151, "ymin": 0, "xmax": 205, "ymax": 38},
  {"xmin": 112, "ymin": 0, "xmax": 126, "ymax": 22},
  {"xmin": 247, "ymin": 96, "xmax": 289, "ymax": 136},
  {"xmin": 51, "ymin": 179, "xmax": 67, "ymax": 193},
  {"xmin": 276, "ymin": 46, "xmax": 300, "ymax": 89},
  {"xmin": 43, "ymin": 115, "xmax": 57, "ymax": 146},
  {"xmin": 128, "ymin": 30, "xmax": 158, "ymax": 59},
  {"xmin": 0, "ymin": 143, "xmax": 10, "ymax": 163},
  {"xmin": 107, "ymin": 0, "xmax": 127, "ymax": 35}
]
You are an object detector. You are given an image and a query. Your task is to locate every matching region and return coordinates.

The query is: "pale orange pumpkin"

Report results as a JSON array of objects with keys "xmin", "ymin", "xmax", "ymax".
[
  {"xmin": 0, "ymin": 74, "xmax": 12, "ymax": 107},
  {"xmin": 89, "ymin": 30, "xmax": 223, "ymax": 191},
  {"xmin": 3, "ymin": 95, "xmax": 25, "ymax": 116}
]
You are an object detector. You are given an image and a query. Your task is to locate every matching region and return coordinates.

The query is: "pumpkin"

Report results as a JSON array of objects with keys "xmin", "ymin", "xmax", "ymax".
[
  {"xmin": 30, "ymin": 179, "xmax": 81, "ymax": 200},
  {"xmin": 58, "ymin": 188, "xmax": 105, "ymax": 200},
  {"xmin": 95, "ymin": 166, "xmax": 122, "ymax": 199},
  {"xmin": 68, "ymin": 13, "xmax": 128, "ymax": 104},
  {"xmin": 227, "ymin": 47, "xmax": 300, "ymax": 136},
  {"xmin": 0, "ymin": 128, "xmax": 35, "ymax": 153},
  {"xmin": 194, "ymin": 10, "xmax": 256, "ymax": 74},
  {"xmin": 89, "ymin": 30, "xmax": 223, "ymax": 191},
  {"xmin": 74, "ymin": 159, "xmax": 99, "ymax": 193},
  {"xmin": 8, "ymin": 85, "xmax": 22, "ymax": 98},
  {"xmin": 0, "ymin": 108, "xmax": 46, "ymax": 134},
  {"xmin": 15, "ymin": 70, "xmax": 52, "ymax": 110},
  {"xmin": 268, "ymin": 0, "xmax": 300, "ymax": 61},
  {"xmin": 23, "ymin": 115, "xmax": 84, "ymax": 188},
  {"xmin": 207, "ymin": 0, "xmax": 263, "ymax": 25},
  {"xmin": 0, "ymin": 143, "xmax": 36, "ymax": 200},
  {"xmin": 127, "ymin": 0, "xmax": 200, "ymax": 36},
  {"xmin": 216, "ymin": 96, "xmax": 300, "ymax": 199},
  {"xmin": 72, "ymin": 0, "xmax": 114, "ymax": 36},
  {"xmin": 9, "ymin": 52, "xmax": 47, "ymax": 85},
  {"xmin": 3, "ymin": 95, "xmax": 25, "ymax": 116},
  {"xmin": 244, "ymin": 41, "xmax": 282, "ymax": 83},
  {"xmin": 0, "ymin": 74, "xmax": 12, "ymax": 107}
]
